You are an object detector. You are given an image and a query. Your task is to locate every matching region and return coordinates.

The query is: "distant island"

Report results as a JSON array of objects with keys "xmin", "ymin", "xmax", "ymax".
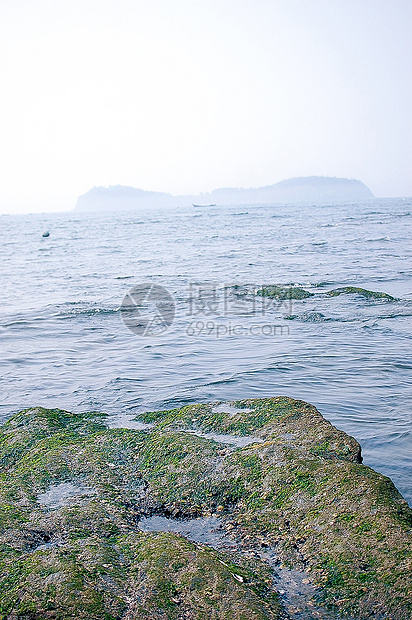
[{"xmin": 74, "ymin": 176, "xmax": 374, "ymax": 212}]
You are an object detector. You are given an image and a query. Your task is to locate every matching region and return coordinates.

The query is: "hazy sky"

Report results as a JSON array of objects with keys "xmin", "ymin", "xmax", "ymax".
[{"xmin": 0, "ymin": 0, "xmax": 411, "ymax": 213}]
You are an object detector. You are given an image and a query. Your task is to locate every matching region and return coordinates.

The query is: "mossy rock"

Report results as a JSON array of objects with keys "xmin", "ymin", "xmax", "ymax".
[
  {"xmin": 0, "ymin": 400, "xmax": 411, "ymax": 619},
  {"xmin": 255, "ymin": 285, "xmax": 314, "ymax": 300},
  {"xmin": 326, "ymin": 286, "xmax": 396, "ymax": 300},
  {"xmin": 0, "ymin": 531, "xmax": 281, "ymax": 620}
]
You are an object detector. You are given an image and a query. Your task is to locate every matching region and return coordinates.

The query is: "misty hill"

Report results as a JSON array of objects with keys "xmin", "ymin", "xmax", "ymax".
[
  {"xmin": 74, "ymin": 177, "xmax": 374, "ymax": 211},
  {"xmin": 206, "ymin": 177, "xmax": 373, "ymax": 204},
  {"xmin": 74, "ymin": 185, "xmax": 179, "ymax": 211}
]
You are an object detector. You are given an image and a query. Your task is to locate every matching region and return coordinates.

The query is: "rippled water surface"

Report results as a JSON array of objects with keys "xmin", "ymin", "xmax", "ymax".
[{"xmin": 1, "ymin": 199, "xmax": 411, "ymax": 505}]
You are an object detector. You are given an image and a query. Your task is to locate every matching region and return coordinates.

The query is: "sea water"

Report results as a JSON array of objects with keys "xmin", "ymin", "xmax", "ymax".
[{"xmin": 0, "ymin": 199, "xmax": 411, "ymax": 505}]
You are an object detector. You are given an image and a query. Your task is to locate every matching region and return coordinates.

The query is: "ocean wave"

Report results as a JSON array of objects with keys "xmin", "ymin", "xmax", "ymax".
[
  {"xmin": 57, "ymin": 307, "xmax": 120, "ymax": 318},
  {"xmin": 364, "ymin": 236, "xmax": 391, "ymax": 242}
]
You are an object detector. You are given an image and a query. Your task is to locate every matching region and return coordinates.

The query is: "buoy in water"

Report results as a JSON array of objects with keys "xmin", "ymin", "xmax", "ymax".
[{"xmin": 42, "ymin": 231, "xmax": 50, "ymax": 237}]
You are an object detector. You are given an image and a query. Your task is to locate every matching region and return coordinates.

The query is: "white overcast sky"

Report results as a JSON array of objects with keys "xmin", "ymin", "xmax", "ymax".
[{"xmin": 0, "ymin": 0, "xmax": 411, "ymax": 213}]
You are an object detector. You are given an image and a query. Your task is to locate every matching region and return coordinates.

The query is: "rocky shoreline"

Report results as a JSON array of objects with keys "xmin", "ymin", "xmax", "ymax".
[{"xmin": 0, "ymin": 398, "xmax": 411, "ymax": 619}]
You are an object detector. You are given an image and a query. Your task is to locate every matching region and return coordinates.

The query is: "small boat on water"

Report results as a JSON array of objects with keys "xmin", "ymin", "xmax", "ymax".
[{"xmin": 192, "ymin": 203, "xmax": 217, "ymax": 208}]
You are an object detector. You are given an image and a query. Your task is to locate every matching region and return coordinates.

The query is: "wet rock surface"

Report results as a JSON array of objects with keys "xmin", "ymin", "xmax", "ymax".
[
  {"xmin": 138, "ymin": 515, "xmax": 348, "ymax": 619},
  {"xmin": 36, "ymin": 482, "xmax": 96, "ymax": 510},
  {"xmin": 227, "ymin": 283, "xmax": 397, "ymax": 304},
  {"xmin": 0, "ymin": 398, "xmax": 411, "ymax": 619},
  {"xmin": 255, "ymin": 286, "xmax": 314, "ymax": 300},
  {"xmin": 325, "ymin": 286, "xmax": 396, "ymax": 300},
  {"xmin": 223, "ymin": 284, "xmax": 399, "ymax": 324}
]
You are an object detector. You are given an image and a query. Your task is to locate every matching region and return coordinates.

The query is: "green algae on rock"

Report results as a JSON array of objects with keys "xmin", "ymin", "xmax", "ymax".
[
  {"xmin": 326, "ymin": 286, "xmax": 396, "ymax": 301},
  {"xmin": 285, "ymin": 311, "xmax": 329, "ymax": 322},
  {"xmin": 223, "ymin": 283, "xmax": 399, "ymax": 311},
  {"xmin": 255, "ymin": 285, "xmax": 314, "ymax": 300},
  {"xmin": 0, "ymin": 399, "xmax": 411, "ymax": 619}
]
